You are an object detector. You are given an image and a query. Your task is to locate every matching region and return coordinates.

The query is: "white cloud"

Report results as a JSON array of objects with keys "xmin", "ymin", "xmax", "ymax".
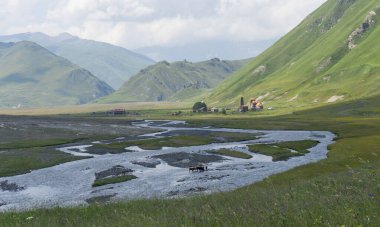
[{"xmin": 0, "ymin": 0, "xmax": 327, "ymax": 49}]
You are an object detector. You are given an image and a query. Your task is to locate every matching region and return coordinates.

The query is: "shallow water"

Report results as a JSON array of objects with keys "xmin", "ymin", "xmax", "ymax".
[{"xmin": 0, "ymin": 120, "xmax": 335, "ymax": 212}]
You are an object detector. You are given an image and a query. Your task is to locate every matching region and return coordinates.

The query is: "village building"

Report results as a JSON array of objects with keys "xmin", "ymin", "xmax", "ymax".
[
  {"xmin": 106, "ymin": 108, "xmax": 126, "ymax": 115},
  {"xmin": 239, "ymin": 96, "xmax": 264, "ymax": 112},
  {"xmin": 211, "ymin": 107, "xmax": 219, "ymax": 113}
]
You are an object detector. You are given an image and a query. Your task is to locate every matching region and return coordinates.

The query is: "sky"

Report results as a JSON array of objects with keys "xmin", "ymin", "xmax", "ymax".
[{"xmin": 0, "ymin": 0, "xmax": 327, "ymax": 60}]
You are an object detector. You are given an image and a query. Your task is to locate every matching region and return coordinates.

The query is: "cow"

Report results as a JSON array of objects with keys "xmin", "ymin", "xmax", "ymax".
[
  {"xmin": 196, "ymin": 166, "xmax": 205, "ymax": 172},
  {"xmin": 189, "ymin": 165, "xmax": 208, "ymax": 173}
]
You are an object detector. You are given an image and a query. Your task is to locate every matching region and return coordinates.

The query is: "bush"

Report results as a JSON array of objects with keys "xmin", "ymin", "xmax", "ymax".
[{"xmin": 193, "ymin": 102, "xmax": 207, "ymax": 112}]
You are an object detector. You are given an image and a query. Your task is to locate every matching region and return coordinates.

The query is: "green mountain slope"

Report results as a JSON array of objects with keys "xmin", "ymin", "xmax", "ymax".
[
  {"xmin": 208, "ymin": 0, "xmax": 380, "ymax": 110},
  {"xmin": 0, "ymin": 32, "xmax": 155, "ymax": 89},
  {"xmin": 99, "ymin": 58, "xmax": 250, "ymax": 103},
  {"xmin": 0, "ymin": 41, "xmax": 114, "ymax": 107}
]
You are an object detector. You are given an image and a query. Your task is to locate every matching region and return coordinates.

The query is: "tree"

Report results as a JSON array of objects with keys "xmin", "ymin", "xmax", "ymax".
[{"xmin": 192, "ymin": 101, "xmax": 207, "ymax": 112}]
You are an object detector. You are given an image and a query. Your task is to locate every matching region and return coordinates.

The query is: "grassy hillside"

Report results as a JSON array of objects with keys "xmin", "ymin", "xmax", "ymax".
[
  {"xmin": 0, "ymin": 32, "xmax": 155, "ymax": 89},
  {"xmin": 0, "ymin": 41, "xmax": 114, "ymax": 107},
  {"xmin": 208, "ymin": 0, "xmax": 380, "ymax": 110},
  {"xmin": 99, "ymin": 58, "xmax": 250, "ymax": 103}
]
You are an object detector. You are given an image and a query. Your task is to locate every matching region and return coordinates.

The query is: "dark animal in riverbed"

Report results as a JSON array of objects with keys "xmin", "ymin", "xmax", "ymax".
[
  {"xmin": 189, "ymin": 165, "xmax": 208, "ymax": 173},
  {"xmin": 197, "ymin": 166, "xmax": 205, "ymax": 172}
]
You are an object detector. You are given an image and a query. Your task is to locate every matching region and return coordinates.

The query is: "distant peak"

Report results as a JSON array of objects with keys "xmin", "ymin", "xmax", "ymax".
[
  {"xmin": 56, "ymin": 32, "xmax": 77, "ymax": 41},
  {"xmin": 159, "ymin": 60, "xmax": 170, "ymax": 66}
]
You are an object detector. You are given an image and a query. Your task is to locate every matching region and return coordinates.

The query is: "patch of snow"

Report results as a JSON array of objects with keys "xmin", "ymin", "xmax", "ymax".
[
  {"xmin": 288, "ymin": 94, "xmax": 299, "ymax": 102},
  {"xmin": 326, "ymin": 95, "xmax": 344, "ymax": 103},
  {"xmin": 252, "ymin": 65, "xmax": 266, "ymax": 75}
]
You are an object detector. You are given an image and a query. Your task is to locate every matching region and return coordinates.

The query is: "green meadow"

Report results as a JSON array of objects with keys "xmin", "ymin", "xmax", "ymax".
[{"xmin": 0, "ymin": 95, "xmax": 379, "ymax": 226}]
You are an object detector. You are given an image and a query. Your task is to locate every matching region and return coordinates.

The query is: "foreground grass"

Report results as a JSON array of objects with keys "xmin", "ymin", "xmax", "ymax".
[
  {"xmin": 207, "ymin": 149, "xmax": 253, "ymax": 159},
  {"xmin": 1, "ymin": 98, "xmax": 380, "ymax": 226},
  {"xmin": 2, "ymin": 162, "xmax": 379, "ymax": 226},
  {"xmin": 92, "ymin": 175, "xmax": 137, "ymax": 187}
]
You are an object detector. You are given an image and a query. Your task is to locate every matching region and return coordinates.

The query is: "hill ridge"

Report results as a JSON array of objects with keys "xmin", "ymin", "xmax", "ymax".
[
  {"xmin": 99, "ymin": 58, "xmax": 250, "ymax": 103},
  {"xmin": 0, "ymin": 41, "xmax": 114, "ymax": 107},
  {"xmin": 0, "ymin": 32, "xmax": 155, "ymax": 89},
  {"xmin": 207, "ymin": 0, "xmax": 380, "ymax": 111}
]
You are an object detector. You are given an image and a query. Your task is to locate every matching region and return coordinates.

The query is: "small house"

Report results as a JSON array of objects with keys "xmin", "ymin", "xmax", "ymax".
[
  {"xmin": 107, "ymin": 108, "xmax": 126, "ymax": 115},
  {"xmin": 211, "ymin": 107, "xmax": 219, "ymax": 113}
]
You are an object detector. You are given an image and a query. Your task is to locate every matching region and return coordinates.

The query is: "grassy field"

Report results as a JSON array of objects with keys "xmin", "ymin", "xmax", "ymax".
[
  {"xmin": 0, "ymin": 101, "xmax": 190, "ymax": 116},
  {"xmin": 275, "ymin": 140, "xmax": 320, "ymax": 154},
  {"xmin": 0, "ymin": 138, "xmax": 82, "ymax": 150},
  {"xmin": 0, "ymin": 97, "xmax": 380, "ymax": 226},
  {"xmin": 0, "ymin": 148, "xmax": 89, "ymax": 177},
  {"xmin": 249, "ymin": 144, "xmax": 302, "ymax": 161},
  {"xmin": 248, "ymin": 140, "xmax": 318, "ymax": 161}
]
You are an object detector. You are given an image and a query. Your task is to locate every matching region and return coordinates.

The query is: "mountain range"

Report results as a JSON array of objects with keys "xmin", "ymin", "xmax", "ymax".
[
  {"xmin": 207, "ymin": 0, "xmax": 380, "ymax": 110},
  {"xmin": 1, "ymin": 0, "xmax": 380, "ymax": 111},
  {"xmin": 0, "ymin": 41, "xmax": 113, "ymax": 107},
  {"xmin": 0, "ymin": 32, "xmax": 155, "ymax": 89},
  {"xmin": 135, "ymin": 39, "xmax": 275, "ymax": 62},
  {"xmin": 99, "ymin": 58, "xmax": 250, "ymax": 103}
]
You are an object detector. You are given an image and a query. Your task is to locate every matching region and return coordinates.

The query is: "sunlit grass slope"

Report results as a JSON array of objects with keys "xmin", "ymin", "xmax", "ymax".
[
  {"xmin": 99, "ymin": 58, "xmax": 250, "ymax": 103},
  {"xmin": 208, "ymin": 0, "xmax": 380, "ymax": 111}
]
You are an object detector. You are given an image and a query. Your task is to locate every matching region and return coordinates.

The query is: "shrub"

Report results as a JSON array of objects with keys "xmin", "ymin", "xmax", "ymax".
[{"xmin": 192, "ymin": 102, "xmax": 207, "ymax": 112}]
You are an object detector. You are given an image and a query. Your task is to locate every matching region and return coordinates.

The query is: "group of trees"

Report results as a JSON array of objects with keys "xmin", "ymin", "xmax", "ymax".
[{"xmin": 192, "ymin": 101, "xmax": 207, "ymax": 112}]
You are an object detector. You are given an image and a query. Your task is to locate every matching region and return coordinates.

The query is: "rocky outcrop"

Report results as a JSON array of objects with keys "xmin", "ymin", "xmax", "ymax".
[
  {"xmin": 316, "ymin": 57, "xmax": 332, "ymax": 73},
  {"xmin": 347, "ymin": 11, "xmax": 377, "ymax": 49},
  {"xmin": 183, "ymin": 80, "xmax": 210, "ymax": 89},
  {"xmin": 252, "ymin": 65, "xmax": 267, "ymax": 76}
]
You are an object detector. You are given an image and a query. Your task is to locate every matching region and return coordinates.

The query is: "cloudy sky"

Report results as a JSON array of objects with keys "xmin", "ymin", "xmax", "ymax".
[{"xmin": 0, "ymin": 0, "xmax": 326, "ymax": 60}]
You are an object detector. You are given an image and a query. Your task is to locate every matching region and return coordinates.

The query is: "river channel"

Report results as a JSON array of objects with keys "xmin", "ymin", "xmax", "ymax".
[{"xmin": 0, "ymin": 120, "xmax": 335, "ymax": 211}]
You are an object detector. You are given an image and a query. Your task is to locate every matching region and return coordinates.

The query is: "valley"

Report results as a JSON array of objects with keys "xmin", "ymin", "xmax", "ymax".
[
  {"xmin": 0, "ymin": 0, "xmax": 380, "ymax": 226},
  {"xmin": 0, "ymin": 97, "xmax": 379, "ymax": 225}
]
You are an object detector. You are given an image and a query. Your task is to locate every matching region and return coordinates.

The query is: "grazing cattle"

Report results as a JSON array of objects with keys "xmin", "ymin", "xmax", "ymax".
[
  {"xmin": 196, "ymin": 166, "xmax": 205, "ymax": 172},
  {"xmin": 189, "ymin": 165, "xmax": 208, "ymax": 173}
]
